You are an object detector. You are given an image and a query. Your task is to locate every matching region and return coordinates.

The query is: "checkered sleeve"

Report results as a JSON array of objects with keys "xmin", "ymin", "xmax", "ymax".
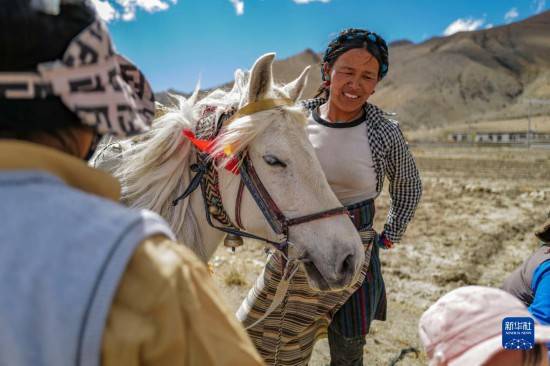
[{"xmin": 382, "ymin": 121, "xmax": 422, "ymax": 243}]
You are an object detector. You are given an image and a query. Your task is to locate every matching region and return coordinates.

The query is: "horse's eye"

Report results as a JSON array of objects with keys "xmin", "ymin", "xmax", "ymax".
[{"xmin": 263, "ymin": 154, "xmax": 287, "ymax": 168}]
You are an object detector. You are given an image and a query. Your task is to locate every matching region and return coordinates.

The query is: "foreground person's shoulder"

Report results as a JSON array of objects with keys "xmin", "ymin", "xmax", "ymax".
[
  {"xmin": 106, "ymin": 236, "xmax": 265, "ymax": 366},
  {"xmin": 108, "ymin": 235, "xmax": 207, "ymax": 313},
  {"xmin": 131, "ymin": 235, "xmax": 208, "ymax": 283}
]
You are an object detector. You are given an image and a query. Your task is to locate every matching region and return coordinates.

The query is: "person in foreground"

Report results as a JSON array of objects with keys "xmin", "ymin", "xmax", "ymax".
[
  {"xmin": 301, "ymin": 28, "xmax": 422, "ymax": 365},
  {"xmin": 0, "ymin": 1, "xmax": 263, "ymax": 365},
  {"xmin": 419, "ymin": 286, "xmax": 550, "ymax": 366},
  {"xmin": 503, "ymin": 217, "xmax": 550, "ymax": 327}
]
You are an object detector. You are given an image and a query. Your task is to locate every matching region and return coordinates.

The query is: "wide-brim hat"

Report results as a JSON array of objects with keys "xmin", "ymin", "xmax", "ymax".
[
  {"xmin": 446, "ymin": 326, "xmax": 550, "ymax": 365},
  {"xmin": 419, "ymin": 286, "xmax": 550, "ymax": 366}
]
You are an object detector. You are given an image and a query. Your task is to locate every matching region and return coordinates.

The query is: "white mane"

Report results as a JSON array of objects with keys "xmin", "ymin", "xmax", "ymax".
[{"xmin": 112, "ymin": 70, "xmax": 302, "ymax": 258}]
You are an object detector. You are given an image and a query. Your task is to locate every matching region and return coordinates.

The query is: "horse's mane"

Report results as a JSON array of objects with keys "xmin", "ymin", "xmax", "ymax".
[
  {"xmin": 112, "ymin": 69, "xmax": 304, "ymax": 259},
  {"xmin": 113, "ymin": 88, "xmax": 205, "ymax": 257}
]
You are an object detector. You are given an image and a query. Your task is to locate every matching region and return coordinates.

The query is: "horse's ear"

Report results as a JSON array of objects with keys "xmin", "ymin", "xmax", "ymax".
[
  {"xmin": 283, "ymin": 66, "xmax": 311, "ymax": 102},
  {"xmin": 247, "ymin": 53, "xmax": 275, "ymax": 103}
]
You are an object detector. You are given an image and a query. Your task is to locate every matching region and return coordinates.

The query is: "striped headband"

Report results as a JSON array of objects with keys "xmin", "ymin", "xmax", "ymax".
[
  {"xmin": 0, "ymin": 19, "xmax": 155, "ymax": 138},
  {"xmin": 323, "ymin": 28, "xmax": 389, "ymax": 80}
]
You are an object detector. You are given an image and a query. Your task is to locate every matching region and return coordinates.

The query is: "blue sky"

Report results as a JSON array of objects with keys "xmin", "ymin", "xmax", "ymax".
[{"xmin": 93, "ymin": 0, "xmax": 548, "ymax": 92}]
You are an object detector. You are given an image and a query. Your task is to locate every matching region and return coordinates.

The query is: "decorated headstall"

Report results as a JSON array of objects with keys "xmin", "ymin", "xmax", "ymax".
[{"xmin": 172, "ymin": 98, "xmax": 350, "ymax": 254}]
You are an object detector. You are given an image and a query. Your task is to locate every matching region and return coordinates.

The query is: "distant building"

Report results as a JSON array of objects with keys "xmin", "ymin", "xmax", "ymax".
[
  {"xmin": 450, "ymin": 132, "xmax": 469, "ymax": 142},
  {"xmin": 448, "ymin": 132, "xmax": 550, "ymax": 144}
]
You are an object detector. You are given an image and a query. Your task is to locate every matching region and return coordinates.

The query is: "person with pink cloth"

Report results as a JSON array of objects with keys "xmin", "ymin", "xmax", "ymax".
[{"xmin": 419, "ymin": 286, "xmax": 550, "ymax": 366}]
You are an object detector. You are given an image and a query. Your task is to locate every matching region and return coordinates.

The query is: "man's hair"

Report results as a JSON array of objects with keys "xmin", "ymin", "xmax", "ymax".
[{"xmin": 0, "ymin": 0, "xmax": 96, "ymax": 141}]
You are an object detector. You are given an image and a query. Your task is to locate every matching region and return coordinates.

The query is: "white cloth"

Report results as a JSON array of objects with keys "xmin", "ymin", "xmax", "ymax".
[{"xmin": 306, "ymin": 109, "xmax": 378, "ymax": 206}]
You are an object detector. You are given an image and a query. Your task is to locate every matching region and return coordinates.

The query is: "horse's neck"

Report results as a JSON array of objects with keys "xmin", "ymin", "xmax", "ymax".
[
  {"xmin": 184, "ymin": 186, "xmax": 226, "ymax": 261},
  {"xmin": 183, "ymin": 158, "xmax": 272, "ymax": 263}
]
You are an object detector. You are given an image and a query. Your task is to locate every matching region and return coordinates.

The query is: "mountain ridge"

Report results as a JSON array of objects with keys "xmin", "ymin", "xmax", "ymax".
[{"xmin": 156, "ymin": 10, "xmax": 550, "ymax": 130}]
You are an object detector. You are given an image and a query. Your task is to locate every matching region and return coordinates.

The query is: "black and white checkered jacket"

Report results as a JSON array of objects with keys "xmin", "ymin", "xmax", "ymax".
[{"xmin": 301, "ymin": 98, "xmax": 422, "ymax": 243}]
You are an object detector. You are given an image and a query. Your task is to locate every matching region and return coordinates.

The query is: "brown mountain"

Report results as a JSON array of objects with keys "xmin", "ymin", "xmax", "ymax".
[
  {"xmin": 371, "ymin": 10, "xmax": 550, "ymax": 129},
  {"xmin": 155, "ymin": 49, "xmax": 322, "ymax": 106},
  {"xmin": 272, "ymin": 48, "xmax": 322, "ymax": 98},
  {"xmin": 157, "ymin": 11, "xmax": 550, "ymax": 130}
]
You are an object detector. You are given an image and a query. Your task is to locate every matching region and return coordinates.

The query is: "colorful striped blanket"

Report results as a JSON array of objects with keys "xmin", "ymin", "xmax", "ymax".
[{"xmin": 237, "ymin": 226, "xmax": 377, "ymax": 365}]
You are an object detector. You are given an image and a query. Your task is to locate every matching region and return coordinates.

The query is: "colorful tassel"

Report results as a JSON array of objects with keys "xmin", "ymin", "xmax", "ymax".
[{"xmin": 182, "ymin": 129, "xmax": 239, "ymax": 175}]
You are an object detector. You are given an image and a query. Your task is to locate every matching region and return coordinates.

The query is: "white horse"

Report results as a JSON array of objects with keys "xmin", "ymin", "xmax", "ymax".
[{"xmin": 96, "ymin": 53, "xmax": 364, "ymax": 291}]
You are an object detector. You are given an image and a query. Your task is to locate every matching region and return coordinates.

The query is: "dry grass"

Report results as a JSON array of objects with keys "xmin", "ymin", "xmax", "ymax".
[
  {"xmin": 210, "ymin": 146, "xmax": 550, "ymax": 365},
  {"xmin": 224, "ymin": 269, "xmax": 248, "ymax": 287}
]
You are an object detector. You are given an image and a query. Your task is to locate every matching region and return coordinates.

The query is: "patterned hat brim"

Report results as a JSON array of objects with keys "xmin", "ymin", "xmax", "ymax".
[{"xmin": 0, "ymin": 20, "xmax": 155, "ymax": 138}]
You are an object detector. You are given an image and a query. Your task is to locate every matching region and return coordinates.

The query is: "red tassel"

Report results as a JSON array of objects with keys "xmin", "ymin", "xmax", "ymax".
[
  {"xmin": 182, "ymin": 129, "xmax": 240, "ymax": 175},
  {"xmin": 182, "ymin": 130, "xmax": 215, "ymax": 153},
  {"xmin": 226, "ymin": 157, "xmax": 239, "ymax": 174}
]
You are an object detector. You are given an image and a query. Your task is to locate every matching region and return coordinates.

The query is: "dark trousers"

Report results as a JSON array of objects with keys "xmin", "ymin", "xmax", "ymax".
[
  {"xmin": 328, "ymin": 326, "xmax": 366, "ymax": 366},
  {"xmin": 327, "ymin": 199, "xmax": 383, "ymax": 366},
  {"xmin": 327, "ymin": 247, "xmax": 386, "ymax": 365}
]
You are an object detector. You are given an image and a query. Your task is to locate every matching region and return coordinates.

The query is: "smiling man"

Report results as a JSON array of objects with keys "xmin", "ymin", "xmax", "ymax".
[{"xmin": 302, "ymin": 28, "xmax": 423, "ymax": 366}]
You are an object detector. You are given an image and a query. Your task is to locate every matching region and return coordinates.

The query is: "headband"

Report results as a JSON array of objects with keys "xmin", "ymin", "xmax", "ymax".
[
  {"xmin": 323, "ymin": 29, "xmax": 389, "ymax": 80},
  {"xmin": 0, "ymin": 20, "xmax": 155, "ymax": 138}
]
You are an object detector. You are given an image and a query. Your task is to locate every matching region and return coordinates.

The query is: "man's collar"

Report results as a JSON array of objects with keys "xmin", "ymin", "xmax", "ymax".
[{"xmin": 0, "ymin": 140, "xmax": 120, "ymax": 201}]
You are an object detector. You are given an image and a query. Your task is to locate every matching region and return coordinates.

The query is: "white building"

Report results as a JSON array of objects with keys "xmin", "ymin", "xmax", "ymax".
[{"xmin": 449, "ymin": 132, "xmax": 550, "ymax": 144}]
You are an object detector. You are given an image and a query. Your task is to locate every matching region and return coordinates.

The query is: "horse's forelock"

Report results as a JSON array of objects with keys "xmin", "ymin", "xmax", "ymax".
[{"xmin": 209, "ymin": 102, "xmax": 306, "ymax": 171}]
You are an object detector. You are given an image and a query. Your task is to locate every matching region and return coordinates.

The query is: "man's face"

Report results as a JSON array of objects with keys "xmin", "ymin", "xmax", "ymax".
[{"xmin": 326, "ymin": 48, "xmax": 380, "ymax": 120}]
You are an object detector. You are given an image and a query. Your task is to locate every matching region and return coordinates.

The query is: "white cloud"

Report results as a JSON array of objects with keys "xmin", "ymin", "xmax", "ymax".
[
  {"xmin": 91, "ymin": 0, "xmax": 178, "ymax": 22},
  {"xmin": 485, "ymin": 23, "xmax": 494, "ymax": 29},
  {"xmin": 229, "ymin": 0, "xmax": 244, "ymax": 15},
  {"xmin": 504, "ymin": 7, "xmax": 519, "ymax": 23},
  {"xmin": 293, "ymin": 0, "xmax": 330, "ymax": 3},
  {"xmin": 91, "ymin": 0, "xmax": 117, "ymax": 22},
  {"xmin": 443, "ymin": 17, "xmax": 485, "ymax": 36},
  {"xmin": 222, "ymin": 0, "xmax": 329, "ymax": 16},
  {"xmin": 532, "ymin": 0, "xmax": 546, "ymax": 13}
]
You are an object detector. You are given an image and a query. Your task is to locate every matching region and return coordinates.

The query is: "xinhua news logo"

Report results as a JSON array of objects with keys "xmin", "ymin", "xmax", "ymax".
[{"xmin": 502, "ymin": 317, "xmax": 535, "ymax": 350}]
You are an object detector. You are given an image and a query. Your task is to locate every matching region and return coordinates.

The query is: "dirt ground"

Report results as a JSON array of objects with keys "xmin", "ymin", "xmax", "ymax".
[{"xmin": 210, "ymin": 145, "xmax": 550, "ymax": 366}]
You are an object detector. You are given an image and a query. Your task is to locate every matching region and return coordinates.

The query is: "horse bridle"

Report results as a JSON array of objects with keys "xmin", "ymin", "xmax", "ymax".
[{"xmin": 173, "ymin": 98, "xmax": 350, "ymax": 254}]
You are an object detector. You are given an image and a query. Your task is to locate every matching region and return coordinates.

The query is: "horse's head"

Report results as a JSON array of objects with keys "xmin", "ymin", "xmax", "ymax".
[{"xmin": 215, "ymin": 53, "xmax": 365, "ymax": 291}]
